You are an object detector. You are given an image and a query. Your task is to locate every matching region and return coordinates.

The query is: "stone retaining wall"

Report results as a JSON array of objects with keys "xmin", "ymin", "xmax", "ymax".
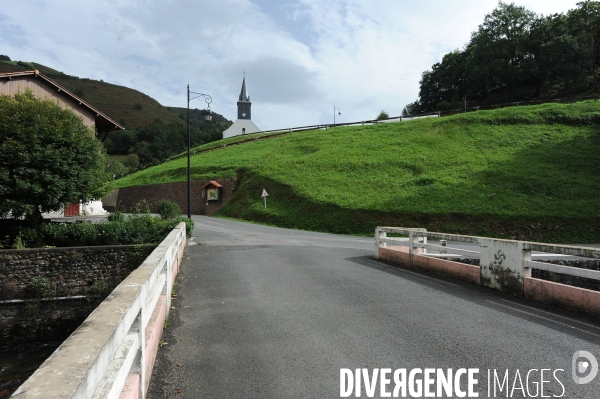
[
  {"xmin": 0, "ymin": 245, "xmax": 155, "ymax": 299},
  {"xmin": 0, "ymin": 245, "xmax": 155, "ymax": 344},
  {"xmin": 104, "ymin": 178, "xmax": 236, "ymax": 216}
]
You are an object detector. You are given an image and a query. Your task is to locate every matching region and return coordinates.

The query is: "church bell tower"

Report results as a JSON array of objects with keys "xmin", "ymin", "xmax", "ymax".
[
  {"xmin": 237, "ymin": 76, "xmax": 251, "ymax": 120},
  {"xmin": 222, "ymin": 73, "xmax": 261, "ymax": 139}
]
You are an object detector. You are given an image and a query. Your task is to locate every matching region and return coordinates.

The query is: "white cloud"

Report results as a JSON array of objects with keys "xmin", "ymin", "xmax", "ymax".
[{"xmin": 0, "ymin": 0, "xmax": 585, "ymax": 130}]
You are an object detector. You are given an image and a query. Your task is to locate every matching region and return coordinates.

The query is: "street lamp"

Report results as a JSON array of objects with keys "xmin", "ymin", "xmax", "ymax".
[
  {"xmin": 187, "ymin": 84, "xmax": 213, "ymax": 219},
  {"xmin": 334, "ymin": 105, "xmax": 341, "ymax": 125}
]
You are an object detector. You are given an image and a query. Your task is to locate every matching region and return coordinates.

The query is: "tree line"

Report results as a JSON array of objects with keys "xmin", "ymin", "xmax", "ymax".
[
  {"xmin": 403, "ymin": 1, "xmax": 600, "ymax": 116},
  {"xmin": 104, "ymin": 111, "xmax": 231, "ymax": 168}
]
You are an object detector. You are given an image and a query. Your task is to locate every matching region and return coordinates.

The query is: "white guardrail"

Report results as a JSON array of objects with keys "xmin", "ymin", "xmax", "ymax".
[
  {"xmin": 375, "ymin": 227, "xmax": 600, "ymax": 285},
  {"xmin": 12, "ymin": 222, "xmax": 187, "ymax": 399}
]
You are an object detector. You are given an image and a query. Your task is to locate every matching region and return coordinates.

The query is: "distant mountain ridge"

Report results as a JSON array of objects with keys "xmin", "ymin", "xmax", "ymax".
[
  {"xmin": 0, "ymin": 57, "xmax": 232, "ymax": 170},
  {"xmin": 0, "ymin": 59, "xmax": 231, "ymax": 130}
]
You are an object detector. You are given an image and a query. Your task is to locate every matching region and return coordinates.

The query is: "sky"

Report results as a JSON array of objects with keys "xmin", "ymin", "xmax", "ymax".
[{"xmin": 0, "ymin": 0, "xmax": 583, "ymax": 130}]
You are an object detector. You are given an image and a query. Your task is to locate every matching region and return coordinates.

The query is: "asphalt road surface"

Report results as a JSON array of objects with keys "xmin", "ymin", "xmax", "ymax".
[{"xmin": 148, "ymin": 216, "xmax": 600, "ymax": 398}]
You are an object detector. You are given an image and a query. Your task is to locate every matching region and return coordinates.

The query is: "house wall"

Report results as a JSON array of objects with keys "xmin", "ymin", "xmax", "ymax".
[{"xmin": 0, "ymin": 75, "xmax": 96, "ymax": 129}]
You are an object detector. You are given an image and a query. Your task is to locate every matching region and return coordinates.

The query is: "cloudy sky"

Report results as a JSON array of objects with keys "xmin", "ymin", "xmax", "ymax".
[{"xmin": 1, "ymin": 0, "xmax": 582, "ymax": 130}]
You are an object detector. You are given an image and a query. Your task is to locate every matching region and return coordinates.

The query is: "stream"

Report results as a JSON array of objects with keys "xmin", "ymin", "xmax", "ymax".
[{"xmin": 0, "ymin": 340, "xmax": 61, "ymax": 398}]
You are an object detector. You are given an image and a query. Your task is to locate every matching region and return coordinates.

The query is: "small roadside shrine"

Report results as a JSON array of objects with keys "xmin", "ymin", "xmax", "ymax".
[{"xmin": 202, "ymin": 180, "xmax": 223, "ymax": 204}]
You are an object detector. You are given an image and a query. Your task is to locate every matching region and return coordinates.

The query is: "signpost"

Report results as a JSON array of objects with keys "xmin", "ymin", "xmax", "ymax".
[{"xmin": 261, "ymin": 188, "xmax": 269, "ymax": 209}]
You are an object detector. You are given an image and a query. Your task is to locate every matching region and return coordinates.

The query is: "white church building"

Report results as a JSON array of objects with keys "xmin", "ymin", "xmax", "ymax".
[{"xmin": 222, "ymin": 76, "xmax": 261, "ymax": 139}]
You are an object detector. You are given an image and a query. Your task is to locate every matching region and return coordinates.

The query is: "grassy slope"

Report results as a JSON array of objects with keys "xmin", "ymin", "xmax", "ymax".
[{"xmin": 115, "ymin": 101, "xmax": 600, "ymax": 242}]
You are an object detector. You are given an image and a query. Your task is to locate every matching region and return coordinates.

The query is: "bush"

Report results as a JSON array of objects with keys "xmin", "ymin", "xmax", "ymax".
[
  {"xmin": 96, "ymin": 221, "xmax": 128, "ymax": 245},
  {"xmin": 108, "ymin": 211, "xmax": 125, "ymax": 222},
  {"xmin": 42, "ymin": 222, "xmax": 98, "ymax": 247},
  {"xmin": 19, "ymin": 228, "xmax": 38, "ymax": 247},
  {"xmin": 130, "ymin": 200, "xmax": 150, "ymax": 215},
  {"xmin": 377, "ymin": 110, "xmax": 389, "ymax": 120},
  {"xmin": 158, "ymin": 199, "xmax": 181, "ymax": 220},
  {"xmin": 86, "ymin": 280, "xmax": 110, "ymax": 302},
  {"xmin": 33, "ymin": 213, "xmax": 194, "ymax": 247},
  {"xmin": 26, "ymin": 277, "xmax": 54, "ymax": 299},
  {"xmin": 122, "ymin": 154, "xmax": 140, "ymax": 172},
  {"xmin": 170, "ymin": 216, "xmax": 194, "ymax": 238}
]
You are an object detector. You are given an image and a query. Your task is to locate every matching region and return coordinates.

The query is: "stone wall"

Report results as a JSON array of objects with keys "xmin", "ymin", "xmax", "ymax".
[
  {"xmin": 0, "ymin": 245, "xmax": 155, "ymax": 344},
  {"xmin": 104, "ymin": 178, "xmax": 236, "ymax": 216},
  {"xmin": 0, "ymin": 245, "xmax": 155, "ymax": 299}
]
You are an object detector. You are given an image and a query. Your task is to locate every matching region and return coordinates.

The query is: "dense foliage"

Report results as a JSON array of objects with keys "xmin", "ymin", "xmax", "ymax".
[
  {"xmin": 376, "ymin": 110, "xmax": 390, "ymax": 120},
  {"xmin": 115, "ymin": 100, "xmax": 600, "ymax": 243},
  {"xmin": 405, "ymin": 1, "xmax": 600, "ymax": 115},
  {"xmin": 41, "ymin": 215, "xmax": 193, "ymax": 246},
  {"xmin": 0, "ymin": 90, "xmax": 112, "ymax": 228},
  {"xmin": 157, "ymin": 199, "xmax": 181, "ymax": 220},
  {"xmin": 104, "ymin": 116, "xmax": 230, "ymax": 167},
  {"xmin": 8, "ymin": 214, "xmax": 194, "ymax": 248}
]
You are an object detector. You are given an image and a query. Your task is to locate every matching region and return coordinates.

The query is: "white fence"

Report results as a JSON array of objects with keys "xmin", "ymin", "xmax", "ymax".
[
  {"xmin": 12, "ymin": 222, "xmax": 187, "ymax": 399},
  {"xmin": 374, "ymin": 227, "xmax": 600, "ymax": 291}
]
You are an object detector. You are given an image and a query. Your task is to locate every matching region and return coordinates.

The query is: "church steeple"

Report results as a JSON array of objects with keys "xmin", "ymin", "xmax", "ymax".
[
  {"xmin": 237, "ymin": 75, "xmax": 251, "ymax": 120},
  {"xmin": 239, "ymin": 75, "xmax": 250, "ymax": 102},
  {"xmin": 223, "ymin": 73, "xmax": 261, "ymax": 139}
]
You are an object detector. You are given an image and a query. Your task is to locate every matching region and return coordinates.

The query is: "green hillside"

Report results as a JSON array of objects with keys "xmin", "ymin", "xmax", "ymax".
[
  {"xmin": 115, "ymin": 101, "xmax": 600, "ymax": 243},
  {"xmin": 0, "ymin": 58, "xmax": 232, "ymax": 168}
]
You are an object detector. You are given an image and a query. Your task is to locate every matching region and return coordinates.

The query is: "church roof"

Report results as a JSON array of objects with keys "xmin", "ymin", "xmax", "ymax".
[{"xmin": 238, "ymin": 76, "xmax": 250, "ymax": 102}]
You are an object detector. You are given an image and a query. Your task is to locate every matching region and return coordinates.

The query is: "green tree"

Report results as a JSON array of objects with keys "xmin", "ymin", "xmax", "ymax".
[
  {"xmin": 402, "ymin": 101, "xmax": 420, "ymax": 117},
  {"xmin": 376, "ymin": 110, "xmax": 389, "ymax": 120},
  {"xmin": 568, "ymin": 0, "xmax": 600, "ymax": 76},
  {"xmin": 121, "ymin": 154, "xmax": 140, "ymax": 172},
  {"xmin": 0, "ymin": 90, "xmax": 112, "ymax": 228},
  {"xmin": 108, "ymin": 160, "xmax": 128, "ymax": 178},
  {"xmin": 588, "ymin": 67, "xmax": 600, "ymax": 98},
  {"xmin": 469, "ymin": 2, "xmax": 536, "ymax": 100}
]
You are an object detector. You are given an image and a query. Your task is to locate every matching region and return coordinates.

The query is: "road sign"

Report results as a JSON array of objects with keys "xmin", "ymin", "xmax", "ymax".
[{"xmin": 262, "ymin": 189, "xmax": 269, "ymax": 209}]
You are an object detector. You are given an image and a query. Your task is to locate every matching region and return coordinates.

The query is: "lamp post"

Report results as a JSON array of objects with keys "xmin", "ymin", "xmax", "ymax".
[
  {"xmin": 187, "ymin": 84, "xmax": 213, "ymax": 219},
  {"xmin": 334, "ymin": 105, "xmax": 341, "ymax": 125}
]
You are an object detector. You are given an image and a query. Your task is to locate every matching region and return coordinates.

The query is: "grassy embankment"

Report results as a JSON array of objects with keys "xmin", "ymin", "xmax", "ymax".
[{"xmin": 115, "ymin": 101, "xmax": 600, "ymax": 243}]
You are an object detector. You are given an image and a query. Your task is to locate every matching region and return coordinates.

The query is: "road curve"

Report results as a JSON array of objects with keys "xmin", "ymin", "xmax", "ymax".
[{"xmin": 148, "ymin": 216, "xmax": 600, "ymax": 398}]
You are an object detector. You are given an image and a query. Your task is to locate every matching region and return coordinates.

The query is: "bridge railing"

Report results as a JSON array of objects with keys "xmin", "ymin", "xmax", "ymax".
[
  {"xmin": 374, "ymin": 227, "xmax": 600, "ymax": 317},
  {"xmin": 12, "ymin": 222, "xmax": 187, "ymax": 399}
]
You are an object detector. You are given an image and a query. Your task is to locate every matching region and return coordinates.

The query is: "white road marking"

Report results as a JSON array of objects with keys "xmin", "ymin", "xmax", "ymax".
[
  {"xmin": 485, "ymin": 300, "xmax": 600, "ymax": 338},
  {"xmin": 498, "ymin": 298, "xmax": 600, "ymax": 331}
]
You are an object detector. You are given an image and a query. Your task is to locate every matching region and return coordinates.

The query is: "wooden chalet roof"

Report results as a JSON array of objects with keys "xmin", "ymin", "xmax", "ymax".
[{"xmin": 0, "ymin": 70, "xmax": 125, "ymax": 133}]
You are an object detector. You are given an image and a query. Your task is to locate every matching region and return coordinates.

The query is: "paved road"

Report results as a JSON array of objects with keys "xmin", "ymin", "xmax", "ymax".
[{"xmin": 148, "ymin": 217, "xmax": 600, "ymax": 398}]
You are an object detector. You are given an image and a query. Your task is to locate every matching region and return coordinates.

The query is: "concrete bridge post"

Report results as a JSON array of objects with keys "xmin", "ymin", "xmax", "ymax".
[{"xmin": 479, "ymin": 239, "xmax": 531, "ymax": 296}]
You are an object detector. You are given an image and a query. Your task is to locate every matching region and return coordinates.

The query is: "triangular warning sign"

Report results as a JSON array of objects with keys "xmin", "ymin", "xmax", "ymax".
[{"xmin": 261, "ymin": 189, "xmax": 269, "ymax": 197}]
